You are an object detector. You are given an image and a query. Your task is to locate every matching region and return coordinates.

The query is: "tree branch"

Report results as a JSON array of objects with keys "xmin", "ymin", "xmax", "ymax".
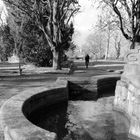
[
  {"xmin": 120, "ymin": 0, "xmax": 131, "ymax": 18},
  {"xmin": 38, "ymin": 24, "xmax": 54, "ymax": 49},
  {"xmin": 4, "ymin": 0, "xmax": 32, "ymax": 18},
  {"xmin": 66, "ymin": 8, "xmax": 79, "ymax": 24},
  {"xmin": 112, "ymin": 3, "xmax": 132, "ymax": 40}
]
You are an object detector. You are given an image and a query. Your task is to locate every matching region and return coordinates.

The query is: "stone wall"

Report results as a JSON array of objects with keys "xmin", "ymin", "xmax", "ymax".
[
  {"xmin": 63, "ymin": 77, "xmax": 98, "ymax": 100},
  {"xmin": 114, "ymin": 47, "xmax": 140, "ymax": 139},
  {"xmin": 58, "ymin": 75, "xmax": 120, "ymax": 100},
  {"xmin": 0, "ymin": 79, "xmax": 68, "ymax": 140},
  {"xmin": 0, "ymin": 75, "xmax": 120, "ymax": 140}
]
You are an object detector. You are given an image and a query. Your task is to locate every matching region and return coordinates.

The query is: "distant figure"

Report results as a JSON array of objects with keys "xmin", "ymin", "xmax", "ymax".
[
  {"xmin": 68, "ymin": 61, "xmax": 75, "ymax": 74},
  {"xmin": 85, "ymin": 54, "xmax": 90, "ymax": 68}
]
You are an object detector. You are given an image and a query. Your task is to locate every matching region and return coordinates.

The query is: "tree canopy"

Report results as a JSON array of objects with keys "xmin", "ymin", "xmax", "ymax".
[
  {"xmin": 3, "ymin": 0, "xmax": 79, "ymax": 69},
  {"xmin": 96, "ymin": 0, "xmax": 140, "ymax": 49}
]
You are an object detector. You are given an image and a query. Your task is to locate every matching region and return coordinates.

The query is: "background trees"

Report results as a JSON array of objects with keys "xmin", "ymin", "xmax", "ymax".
[
  {"xmin": 0, "ymin": 25, "xmax": 14, "ymax": 61},
  {"xmin": 82, "ymin": 32, "xmax": 104, "ymax": 59},
  {"xmin": 96, "ymin": 0, "xmax": 140, "ymax": 49},
  {"xmin": 21, "ymin": 19, "xmax": 53, "ymax": 67},
  {"xmin": 95, "ymin": 8, "xmax": 120, "ymax": 59},
  {"xmin": 3, "ymin": 0, "xmax": 79, "ymax": 69},
  {"xmin": 3, "ymin": 0, "xmax": 139, "ymax": 64},
  {"xmin": 81, "ymin": 3, "xmax": 130, "ymax": 60}
]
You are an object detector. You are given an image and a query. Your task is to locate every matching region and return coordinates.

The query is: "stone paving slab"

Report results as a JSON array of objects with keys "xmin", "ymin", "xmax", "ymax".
[{"xmin": 0, "ymin": 81, "xmax": 54, "ymax": 140}]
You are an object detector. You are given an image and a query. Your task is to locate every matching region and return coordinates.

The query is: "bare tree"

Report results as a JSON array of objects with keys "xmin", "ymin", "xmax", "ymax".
[
  {"xmin": 82, "ymin": 32, "xmax": 105, "ymax": 60},
  {"xmin": 95, "ymin": 0, "xmax": 140, "ymax": 49},
  {"xmin": 95, "ymin": 9, "xmax": 118, "ymax": 59},
  {"xmin": 3, "ymin": 0, "xmax": 79, "ymax": 69}
]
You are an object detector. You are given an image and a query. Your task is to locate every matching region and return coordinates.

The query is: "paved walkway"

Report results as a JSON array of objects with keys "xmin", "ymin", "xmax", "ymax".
[
  {"xmin": 0, "ymin": 61, "xmax": 124, "ymax": 139},
  {"xmin": 0, "ymin": 61, "xmax": 123, "ymax": 111}
]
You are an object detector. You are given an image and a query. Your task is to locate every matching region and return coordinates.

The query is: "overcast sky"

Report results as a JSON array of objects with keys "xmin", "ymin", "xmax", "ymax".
[
  {"xmin": 0, "ymin": 0, "xmax": 7, "ymax": 25},
  {"xmin": 74, "ymin": 0, "xmax": 97, "ymax": 32},
  {"xmin": 73, "ymin": 0, "xmax": 98, "ymax": 47}
]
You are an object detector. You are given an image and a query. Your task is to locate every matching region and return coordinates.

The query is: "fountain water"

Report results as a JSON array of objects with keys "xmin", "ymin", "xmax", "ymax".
[
  {"xmin": 29, "ymin": 80, "xmax": 130, "ymax": 140},
  {"xmin": 0, "ymin": 75, "xmax": 131, "ymax": 140}
]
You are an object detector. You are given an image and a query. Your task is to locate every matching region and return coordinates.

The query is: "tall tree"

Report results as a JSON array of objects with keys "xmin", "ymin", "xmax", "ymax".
[
  {"xmin": 21, "ymin": 19, "xmax": 53, "ymax": 67},
  {"xmin": 95, "ymin": 0, "xmax": 140, "ymax": 49},
  {"xmin": 95, "ymin": 9, "xmax": 118, "ymax": 59},
  {"xmin": 3, "ymin": 0, "xmax": 79, "ymax": 69},
  {"xmin": 113, "ymin": 33, "xmax": 121, "ymax": 59}
]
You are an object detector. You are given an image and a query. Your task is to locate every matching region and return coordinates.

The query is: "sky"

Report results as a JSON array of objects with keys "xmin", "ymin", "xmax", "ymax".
[
  {"xmin": 0, "ymin": 0, "xmax": 7, "ymax": 25},
  {"xmin": 73, "ymin": 0, "xmax": 98, "ymax": 48}
]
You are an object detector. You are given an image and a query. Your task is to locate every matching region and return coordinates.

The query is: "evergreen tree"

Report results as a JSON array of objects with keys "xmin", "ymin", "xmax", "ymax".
[
  {"xmin": 0, "ymin": 25, "xmax": 14, "ymax": 61},
  {"xmin": 3, "ymin": 0, "xmax": 79, "ymax": 69}
]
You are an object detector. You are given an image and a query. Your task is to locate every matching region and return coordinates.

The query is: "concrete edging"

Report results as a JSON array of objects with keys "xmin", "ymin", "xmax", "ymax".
[
  {"xmin": 0, "ymin": 79, "xmax": 68, "ymax": 140},
  {"xmin": 0, "ymin": 74, "xmax": 120, "ymax": 140}
]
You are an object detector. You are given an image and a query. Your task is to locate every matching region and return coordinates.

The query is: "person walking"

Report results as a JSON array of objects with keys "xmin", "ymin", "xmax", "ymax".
[{"xmin": 85, "ymin": 54, "xmax": 90, "ymax": 68}]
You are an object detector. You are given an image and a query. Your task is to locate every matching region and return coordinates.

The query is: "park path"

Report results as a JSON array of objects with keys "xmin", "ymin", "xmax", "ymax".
[{"xmin": 0, "ymin": 61, "xmax": 123, "ymax": 139}]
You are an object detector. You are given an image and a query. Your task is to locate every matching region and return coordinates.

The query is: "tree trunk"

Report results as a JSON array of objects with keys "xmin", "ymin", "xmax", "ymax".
[
  {"xmin": 105, "ymin": 36, "xmax": 110, "ymax": 60},
  {"xmin": 18, "ymin": 59, "xmax": 22, "ymax": 76},
  {"xmin": 51, "ymin": 1, "xmax": 62, "ymax": 70},
  {"xmin": 99, "ymin": 36, "xmax": 102, "ymax": 58},
  {"xmin": 14, "ymin": 43, "xmax": 22, "ymax": 75},
  {"xmin": 134, "ymin": 0, "xmax": 140, "ymax": 48},
  {"xmin": 105, "ymin": 29, "xmax": 110, "ymax": 60},
  {"xmin": 116, "ymin": 41, "xmax": 121, "ymax": 59},
  {"xmin": 52, "ymin": 49, "xmax": 61, "ymax": 70},
  {"xmin": 105, "ymin": 45, "xmax": 109, "ymax": 60},
  {"xmin": 130, "ymin": 39, "xmax": 135, "ymax": 49}
]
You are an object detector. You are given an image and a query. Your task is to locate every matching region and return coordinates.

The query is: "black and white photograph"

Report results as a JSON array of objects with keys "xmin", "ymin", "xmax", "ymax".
[{"xmin": 0, "ymin": 0, "xmax": 140, "ymax": 139}]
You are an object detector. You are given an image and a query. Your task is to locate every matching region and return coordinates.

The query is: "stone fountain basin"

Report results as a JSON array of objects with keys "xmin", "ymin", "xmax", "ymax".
[{"xmin": 0, "ymin": 75, "xmax": 120, "ymax": 140}]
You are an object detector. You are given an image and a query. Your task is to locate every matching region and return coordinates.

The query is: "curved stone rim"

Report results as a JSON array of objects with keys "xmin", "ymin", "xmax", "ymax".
[{"xmin": 0, "ymin": 75, "xmax": 120, "ymax": 140}]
